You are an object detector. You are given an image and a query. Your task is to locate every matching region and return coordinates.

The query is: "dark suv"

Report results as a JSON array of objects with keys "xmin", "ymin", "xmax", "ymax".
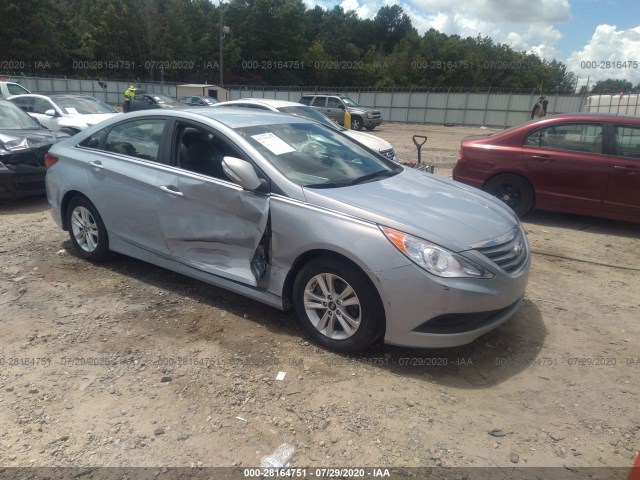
[{"xmin": 299, "ymin": 94, "xmax": 383, "ymax": 131}]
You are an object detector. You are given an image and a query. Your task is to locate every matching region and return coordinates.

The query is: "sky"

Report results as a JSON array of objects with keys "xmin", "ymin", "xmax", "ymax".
[{"xmin": 306, "ymin": 0, "xmax": 640, "ymax": 90}]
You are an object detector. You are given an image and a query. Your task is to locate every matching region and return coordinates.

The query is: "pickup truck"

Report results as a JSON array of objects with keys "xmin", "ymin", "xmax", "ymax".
[{"xmin": 0, "ymin": 81, "xmax": 31, "ymax": 98}]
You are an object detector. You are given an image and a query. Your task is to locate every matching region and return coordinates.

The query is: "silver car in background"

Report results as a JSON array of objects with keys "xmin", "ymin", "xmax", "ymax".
[
  {"xmin": 45, "ymin": 108, "xmax": 530, "ymax": 353},
  {"xmin": 214, "ymin": 99, "xmax": 397, "ymax": 162}
]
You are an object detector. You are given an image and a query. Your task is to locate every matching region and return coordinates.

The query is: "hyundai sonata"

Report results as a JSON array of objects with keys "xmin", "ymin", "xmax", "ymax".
[{"xmin": 45, "ymin": 108, "xmax": 530, "ymax": 352}]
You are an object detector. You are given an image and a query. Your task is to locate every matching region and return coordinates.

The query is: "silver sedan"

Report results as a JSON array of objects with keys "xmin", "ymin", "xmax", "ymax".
[{"xmin": 45, "ymin": 108, "xmax": 530, "ymax": 352}]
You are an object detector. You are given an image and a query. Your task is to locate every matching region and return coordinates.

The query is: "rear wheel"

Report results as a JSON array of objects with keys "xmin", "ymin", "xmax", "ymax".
[
  {"xmin": 66, "ymin": 196, "xmax": 111, "ymax": 261},
  {"xmin": 483, "ymin": 174, "xmax": 534, "ymax": 218},
  {"xmin": 293, "ymin": 256, "xmax": 383, "ymax": 353}
]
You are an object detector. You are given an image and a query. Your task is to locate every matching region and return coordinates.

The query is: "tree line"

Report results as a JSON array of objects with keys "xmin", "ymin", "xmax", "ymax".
[{"xmin": 0, "ymin": 0, "xmax": 637, "ymax": 93}]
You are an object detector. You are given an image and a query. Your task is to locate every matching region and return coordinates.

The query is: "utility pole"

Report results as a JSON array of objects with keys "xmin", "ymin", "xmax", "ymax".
[{"xmin": 219, "ymin": 1, "xmax": 223, "ymax": 86}]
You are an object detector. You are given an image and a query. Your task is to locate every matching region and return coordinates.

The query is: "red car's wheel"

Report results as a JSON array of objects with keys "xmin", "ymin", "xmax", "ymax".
[{"xmin": 483, "ymin": 174, "xmax": 534, "ymax": 218}]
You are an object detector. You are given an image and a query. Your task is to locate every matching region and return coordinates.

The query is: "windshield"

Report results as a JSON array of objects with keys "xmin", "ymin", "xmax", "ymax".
[
  {"xmin": 341, "ymin": 96, "xmax": 360, "ymax": 107},
  {"xmin": 238, "ymin": 122, "xmax": 398, "ymax": 188},
  {"xmin": 0, "ymin": 100, "xmax": 41, "ymax": 129},
  {"xmin": 151, "ymin": 94, "xmax": 177, "ymax": 104},
  {"xmin": 54, "ymin": 97, "xmax": 117, "ymax": 115},
  {"xmin": 278, "ymin": 106, "xmax": 343, "ymax": 131}
]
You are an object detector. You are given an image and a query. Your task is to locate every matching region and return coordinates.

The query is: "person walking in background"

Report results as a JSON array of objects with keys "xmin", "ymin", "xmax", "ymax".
[
  {"xmin": 531, "ymin": 96, "xmax": 548, "ymax": 119},
  {"xmin": 123, "ymin": 85, "xmax": 136, "ymax": 112}
]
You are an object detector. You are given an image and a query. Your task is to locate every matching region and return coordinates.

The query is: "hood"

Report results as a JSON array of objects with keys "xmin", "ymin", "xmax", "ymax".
[
  {"xmin": 349, "ymin": 107, "xmax": 380, "ymax": 115},
  {"xmin": 302, "ymin": 167, "xmax": 518, "ymax": 252},
  {"xmin": 0, "ymin": 128, "xmax": 67, "ymax": 153},
  {"xmin": 344, "ymin": 130, "xmax": 393, "ymax": 152}
]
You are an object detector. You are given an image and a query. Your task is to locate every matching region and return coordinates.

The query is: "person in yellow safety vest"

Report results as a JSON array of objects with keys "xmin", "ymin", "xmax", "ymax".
[{"xmin": 123, "ymin": 85, "xmax": 136, "ymax": 112}]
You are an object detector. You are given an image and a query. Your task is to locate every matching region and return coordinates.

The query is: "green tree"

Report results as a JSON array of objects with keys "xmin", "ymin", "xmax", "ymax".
[{"xmin": 590, "ymin": 78, "xmax": 633, "ymax": 94}]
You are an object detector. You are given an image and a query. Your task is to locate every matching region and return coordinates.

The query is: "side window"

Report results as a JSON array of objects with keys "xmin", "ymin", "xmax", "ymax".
[
  {"xmin": 299, "ymin": 96, "xmax": 312, "ymax": 106},
  {"xmin": 615, "ymin": 125, "xmax": 640, "ymax": 159},
  {"xmin": 104, "ymin": 119, "xmax": 167, "ymax": 161},
  {"xmin": 524, "ymin": 129, "xmax": 541, "ymax": 147},
  {"xmin": 311, "ymin": 96, "xmax": 326, "ymax": 107},
  {"xmin": 537, "ymin": 123, "xmax": 603, "ymax": 154},
  {"xmin": 33, "ymin": 98, "xmax": 54, "ymax": 114},
  {"xmin": 11, "ymin": 97, "xmax": 32, "ymax": 112},
  {"xmin": 327, "ymin": 97, "xmax": 343, "ymax": 109},
  {"xmin": 79, "ymin": 129, "xmax": 107, "ymax": 149},
  {"xmin": 176, "ymin": 123, "xmax": 243, "ymax": 181}
]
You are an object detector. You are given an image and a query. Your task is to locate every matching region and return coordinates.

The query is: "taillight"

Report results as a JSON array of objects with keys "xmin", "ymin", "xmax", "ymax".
[
  {"xmin": 44, "ymin": 153, "xmax": 59, "ymax": 169},
  {"xmin": 458, "ymin": 146, "xmax": 467, "ymax": 164}
]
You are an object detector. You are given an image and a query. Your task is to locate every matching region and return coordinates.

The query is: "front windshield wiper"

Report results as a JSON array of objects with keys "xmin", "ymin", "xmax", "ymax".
[
  {"xmin": 349, "ymin": 169, "xmax": 397, "ymax": 185},
  {"xmin": 304, "ymin": 182, "xmax": 350, "ymax": 189}
]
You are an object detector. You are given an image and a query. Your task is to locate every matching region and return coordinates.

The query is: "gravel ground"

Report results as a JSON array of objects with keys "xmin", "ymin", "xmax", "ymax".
[{"xmin": 0, "ymin": 122, "xmax": 639, "ymax": 478}]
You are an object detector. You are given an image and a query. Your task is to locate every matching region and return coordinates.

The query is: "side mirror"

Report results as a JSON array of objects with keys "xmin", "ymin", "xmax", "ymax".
[
  {"xmin": 221, "ymin": 156, "xmax": 262, "ymax": 191},
  {"xmin": 339, "ymin": 104, "xmax": 345, "ymax": 110},
  {"xmin": 45, "ymin": 109, "xmax": 57, "ymax": 117}
]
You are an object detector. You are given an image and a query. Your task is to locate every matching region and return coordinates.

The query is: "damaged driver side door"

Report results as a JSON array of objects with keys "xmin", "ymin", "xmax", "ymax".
[{"xmin": 154, "ymin": 120, "xmax": 270, "ymax": 286}]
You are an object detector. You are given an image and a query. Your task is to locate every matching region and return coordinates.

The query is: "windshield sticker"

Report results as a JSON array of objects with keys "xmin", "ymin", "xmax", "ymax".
[
  {"xmin": 251, "ymin": 132, "xmax": 295, "ymax": 155},
  {"xmin": 65, "ymin": 107, "xmax": 80, "ymax": 115}
]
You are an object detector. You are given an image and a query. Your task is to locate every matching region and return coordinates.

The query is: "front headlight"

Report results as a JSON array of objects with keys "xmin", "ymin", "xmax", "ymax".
[
  {"xmin": 381, "ymin": 226, "xmax": 494, "ymax": 278},
  {"xmin": 366, "ymin": 112, "xmax": 373, "ymax": 118}
]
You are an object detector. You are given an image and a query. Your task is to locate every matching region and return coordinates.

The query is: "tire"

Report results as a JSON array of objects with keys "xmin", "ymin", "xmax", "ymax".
[
  {"xmin": 365, "ymin": 125, "xmax": 376, "ymax": 131},
  {"xmin": 483, "ymin": 174, "xmax": 534, "ymax": 218},
  {"xmin": 66, "ymin": 196, "xmax": 111, "ymax": 261},
  {"xmin": 292, "ymin": 256, "xmax": 384, "ymax": 353},
  {"xmin": 351, "ymin": 116, "xmax": 364, "ymax": 131}
]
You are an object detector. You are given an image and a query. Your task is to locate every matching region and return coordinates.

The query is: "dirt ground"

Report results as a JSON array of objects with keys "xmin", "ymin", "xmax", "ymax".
[{"xmin": 1, "ymin": 122, "xmax": 639, "ymax": 477}]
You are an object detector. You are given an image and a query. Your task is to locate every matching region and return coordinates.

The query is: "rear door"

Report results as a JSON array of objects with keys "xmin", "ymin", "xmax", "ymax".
[
  {"xmin": 604, "ymin": 124, "xmax": 640, "ymax": 218},
  {"xmin": 522, "ymin": 122, "xmax": 609, "ymax": 212},
  {"xmin": 80, "ymin": 117, "xmax": 171, "ymax": 254},
  {"xmin": 154, "ymin": 120, "xmax": 270, "ymax": 286}
]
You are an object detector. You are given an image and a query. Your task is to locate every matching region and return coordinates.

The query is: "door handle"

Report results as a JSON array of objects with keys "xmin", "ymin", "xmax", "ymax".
[
  {"xmin": 531, "ymin": 154, "xmax": 552, "ymax": 160},
  {"xmin": 88, "ymin": 161, "xmax": 104, "ymax": 170},
  {"xmin": 158, "ymin": 185, "xmax": 184, "ymax": 197},
  {"xmin": 613, "ymin": 165, "xmax": 638, "ymax": 173}
]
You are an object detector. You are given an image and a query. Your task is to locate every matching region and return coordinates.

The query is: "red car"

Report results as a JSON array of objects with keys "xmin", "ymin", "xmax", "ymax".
[{"xmin": 453, "ymin": 113, "xmax": 640, "ymax": 222}]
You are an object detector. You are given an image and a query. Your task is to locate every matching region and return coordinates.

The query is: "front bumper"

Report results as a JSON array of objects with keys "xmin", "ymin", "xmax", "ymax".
[
  {"xmin": 363, "ymin": 117, "xmax": 383, "ymax": 128},
  {"xmin": 376, "ymin": 255, "xmax": 530, "ymax": 348},
  {"xmin": 0, "ymin": 168, "xmax": 45, "ymax": 200}
]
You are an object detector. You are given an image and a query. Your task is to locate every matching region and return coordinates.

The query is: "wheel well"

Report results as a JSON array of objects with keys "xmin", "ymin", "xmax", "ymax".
[
  {"xmin": 283, "ymin": 250, "xmax": 378, "ymax": 301},
  {"xmin": 60, "ymin": 191, "xmax": 89, "ymax": 230},
  {"xmin": 482, "ymin": 172, "xmax": 536, "ymax": 207}
]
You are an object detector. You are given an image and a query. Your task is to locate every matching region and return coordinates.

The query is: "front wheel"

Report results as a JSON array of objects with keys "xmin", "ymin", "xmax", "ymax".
[
  {"xmin": 293, "ymin": 256, "xmax": 384, "ymax": 353},
  {"xmin": 66, "ymin": 196, "xmax": 111, "ymax": 261},
  {"xmin": 483, "ymin": 174, "xmax": 534, "ymax": 218},
  {"xmin": 365, "ymin": 125, "xmax": 376, "ymax": 131},
  {"xmin": 351, "ymin": 117, "xmax": 363, "ymax": 131}
]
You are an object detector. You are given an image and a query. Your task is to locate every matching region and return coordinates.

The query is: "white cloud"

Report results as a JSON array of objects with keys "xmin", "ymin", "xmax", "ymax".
[
  {"xmin": 566, "ymin": 25, "xmax": 640, "ymax": 87},
  {"xmin": 339, "ymin": 0, "xmax": 371, "ymax": 18}
]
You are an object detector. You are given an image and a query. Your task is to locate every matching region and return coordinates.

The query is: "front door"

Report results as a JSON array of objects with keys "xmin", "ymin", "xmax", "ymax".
[
  {"xmin": 155, "ymin": 121, "xmax": 270, "ymax": 286},
  {"xmin": 604, "ymin": 124, "xmax": 640, "ymax": 218},
  {"xmin": 522, "ymin": 122, "xmax": 609, "ymax": 212}
]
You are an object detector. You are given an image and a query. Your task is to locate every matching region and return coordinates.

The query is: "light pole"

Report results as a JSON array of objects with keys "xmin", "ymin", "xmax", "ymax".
[{"xmin": 219, "ymin": 2, "xmax": 229, "ymax": 86}]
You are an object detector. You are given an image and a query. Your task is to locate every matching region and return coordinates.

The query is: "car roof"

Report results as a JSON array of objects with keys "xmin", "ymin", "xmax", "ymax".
[
  {"xmin": 525, "ymin": 112, "xmax": 640, "ymax": 126},
  {"xmin": 124, "ymin": 107, "xmax": 313, "ymax": 129},
  {"xmin": 10, "ymin": 93, "xmax": 100, "ymax": 101},
  {"xmin": 217, "ymin": 98, "xmax": 302, "ymax": 109}
]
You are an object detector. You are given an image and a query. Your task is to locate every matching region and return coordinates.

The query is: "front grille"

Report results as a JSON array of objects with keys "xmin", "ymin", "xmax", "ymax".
[
  {"xmin": 380, "ymin": 148, "xmax": 396, "ymax": 161},
  {"xmin": 475, "ymin": 229, "xmax": 528, "ymax": 274}
]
